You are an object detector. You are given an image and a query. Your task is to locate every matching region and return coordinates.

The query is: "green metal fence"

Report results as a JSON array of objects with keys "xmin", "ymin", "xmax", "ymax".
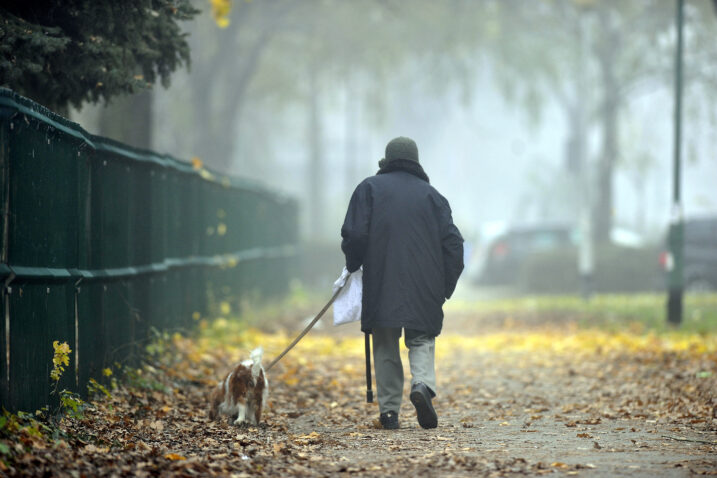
[{"xmin": 0, "ymin": 88, "xmax": 298, "ymax": 413}]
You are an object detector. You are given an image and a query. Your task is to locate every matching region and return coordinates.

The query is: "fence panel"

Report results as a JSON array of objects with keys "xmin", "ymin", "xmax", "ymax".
[{"xmin": 0, "ymin": 88, "xmax": 297, "ymax": 412}]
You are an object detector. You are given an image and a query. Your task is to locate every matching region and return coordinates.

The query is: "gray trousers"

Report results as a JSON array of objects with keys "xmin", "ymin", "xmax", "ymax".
[{"xmin": 372, "ymin": 327, "xmax": 436, "ymax": 414}]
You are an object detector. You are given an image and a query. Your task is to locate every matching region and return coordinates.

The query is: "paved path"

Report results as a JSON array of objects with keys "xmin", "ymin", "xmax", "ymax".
[
  {"xmin": 6, "ymin": 314, "xmax": 715, "ymax": 477},
  {"xmin": 277, "ymin": 332, "xmax": 716, "ymax": 477}
]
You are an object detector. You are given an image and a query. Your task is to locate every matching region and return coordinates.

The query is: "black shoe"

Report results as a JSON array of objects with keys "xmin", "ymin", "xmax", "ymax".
[
  {"xmin": 410, "ymin": 382, "xmax": 438, "ymax": 429},
  {"xmin": 379, "ymin": 411, "xmax": 399, "ymax": 430}
]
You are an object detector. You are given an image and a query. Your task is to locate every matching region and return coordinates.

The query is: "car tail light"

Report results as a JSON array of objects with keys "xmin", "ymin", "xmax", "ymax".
[
  {"xmin": 493, "ymin": 241, "xmax": 509, "ymax": 259},
  {"xmin": 659, "ymin": 251, "xmax": 674, "ymax": 271}
]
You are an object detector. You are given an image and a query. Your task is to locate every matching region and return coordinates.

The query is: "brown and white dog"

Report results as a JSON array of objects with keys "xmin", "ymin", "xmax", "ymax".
[{"xmin": 208, "ymin": 347, "xmax": 268, "ymax": 426}]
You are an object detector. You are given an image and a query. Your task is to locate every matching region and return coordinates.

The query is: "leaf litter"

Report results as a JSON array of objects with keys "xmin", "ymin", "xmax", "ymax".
[{"xmin": 1, "ymin": 315, "xmax": 716, "ymax": 477}]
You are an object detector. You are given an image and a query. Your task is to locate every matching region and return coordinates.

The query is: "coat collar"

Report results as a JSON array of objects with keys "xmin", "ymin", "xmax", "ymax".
[{"xmin": 376, "ymin": 159, "xmax": 430, "ymax": 183}]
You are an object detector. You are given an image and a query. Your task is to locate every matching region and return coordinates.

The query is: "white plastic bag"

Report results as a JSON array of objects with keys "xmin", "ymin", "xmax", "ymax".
[{"xmin": 332, "ymin": 267, "xmax": 362, "ymax": 326}]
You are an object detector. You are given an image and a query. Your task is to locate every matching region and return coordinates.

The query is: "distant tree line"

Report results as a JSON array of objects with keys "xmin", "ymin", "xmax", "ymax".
[{"xmin": 2, "ymin": 0, "xmax": 716, "ymax": 244}]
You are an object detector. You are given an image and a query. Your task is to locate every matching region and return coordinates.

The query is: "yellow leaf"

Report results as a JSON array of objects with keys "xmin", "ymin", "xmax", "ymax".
[
  {"xmin": 164, "ymin": 453, "xmax": 186, "ymax": 461},
  {"xmin": 54, "ymin": 341, "xmax": 71, "ymax": 355},
  {"xmin": 191, "ymin": 156, "xmax": 203, "ymax": 170},
  {"xmin": 84, "ymin": 444, "xmax": 109, "ymax": 453},
  {"xmin": 293, "ymin": 432, "xmax": 322, "ymax": 445},
  {"xmin": 219, "ymin": 301, "xmax": 231, "ymax": 315},
  {"xmin": 102, "ymin": 368, "xmax": 113, "ymax": 377},
  {"xmin": 210, "ymin": 0, "xmax": 232, "ymax": 28},
  {"xmin": 283, "ymin": 376, "xmax": 299, "ymax": 386}
]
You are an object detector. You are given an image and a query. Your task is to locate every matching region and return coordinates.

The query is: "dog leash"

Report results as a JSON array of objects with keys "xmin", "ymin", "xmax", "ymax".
[
  {"xmin": 265, "ymin": 286, "xmax": 343, "ymax": 373},
  {"xmin": 264, "ymin": 281, "xmax": 374, "ymax": 404}
]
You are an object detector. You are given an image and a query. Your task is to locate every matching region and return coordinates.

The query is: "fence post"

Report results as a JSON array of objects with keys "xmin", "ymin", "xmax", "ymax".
[{"xmin": 0, "ymin": 105, "xmax": 10, "ymax": 408}]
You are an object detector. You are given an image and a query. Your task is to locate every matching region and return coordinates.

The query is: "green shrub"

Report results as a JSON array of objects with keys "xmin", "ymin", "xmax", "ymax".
[
  {"xmin": 297, "ymin": 241, "xmax": 344, "ymax": 289},
  {"xmin": 518, "ymin": 244, "xmax": 663, "ymax": 294}
]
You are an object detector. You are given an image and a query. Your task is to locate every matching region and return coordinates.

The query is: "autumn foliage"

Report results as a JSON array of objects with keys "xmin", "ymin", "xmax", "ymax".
[{"xmin": 1, "ymin": 297, "xmax": 716, "ymax": 476}]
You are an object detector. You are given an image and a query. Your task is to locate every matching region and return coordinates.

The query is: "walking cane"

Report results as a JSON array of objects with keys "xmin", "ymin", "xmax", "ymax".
[
  {"xmin": 265, "ymin": 274, "xmax": 374, "ymax": 405},
  {"xmin": 365, "ymin": 332, "xmax": 373, "ymax": 403}
]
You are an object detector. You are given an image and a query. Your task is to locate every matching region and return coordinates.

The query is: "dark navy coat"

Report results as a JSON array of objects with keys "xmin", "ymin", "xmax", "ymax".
[{"xmin": 340, "ymin": 160, "xmax": 464, "ymax": 337}]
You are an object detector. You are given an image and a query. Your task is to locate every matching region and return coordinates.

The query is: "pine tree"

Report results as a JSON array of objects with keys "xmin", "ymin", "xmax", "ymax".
[{"xmin": 0, "ymin": 1, "xmax": 198, "ymax": 113}]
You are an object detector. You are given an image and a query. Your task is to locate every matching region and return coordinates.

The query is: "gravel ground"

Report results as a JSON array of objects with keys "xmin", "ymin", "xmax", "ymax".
[{"xmin": 3, "ymin": 305, "xmax": 715, "ymax": 477}]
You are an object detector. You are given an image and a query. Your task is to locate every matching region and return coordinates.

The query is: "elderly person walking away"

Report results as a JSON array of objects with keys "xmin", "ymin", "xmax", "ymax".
[{"xmin": 340, "ymin": 136, "xmax": 464, "ymax": 430}]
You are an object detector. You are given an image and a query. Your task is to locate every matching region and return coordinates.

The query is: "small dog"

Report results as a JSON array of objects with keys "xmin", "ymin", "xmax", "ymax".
[{"xmin": 208, "ymin": 347, "xmax": 268, "ymax": 426}]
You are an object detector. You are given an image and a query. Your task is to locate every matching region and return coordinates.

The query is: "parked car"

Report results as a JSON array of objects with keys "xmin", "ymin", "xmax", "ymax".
[
  {"xmin": 660, "ymin": 217, "xmax": 717, "ymax": 292},
  {"xmin": 475, "ymin": 224, "xmax": 577, "ymax": 285}
]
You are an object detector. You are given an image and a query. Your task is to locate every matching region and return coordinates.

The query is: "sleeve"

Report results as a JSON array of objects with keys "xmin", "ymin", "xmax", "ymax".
[
  {"xmin": 438, "ymin": 197, "xmax": 464, "ymax": 299},
  {"xmin": 341, "ymin": 181, "xmax": 372, "ymax": 273}
]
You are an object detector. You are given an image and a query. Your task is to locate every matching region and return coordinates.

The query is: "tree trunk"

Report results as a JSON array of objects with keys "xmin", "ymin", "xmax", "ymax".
[
  {"xmin": 344, "ymin": 77, "xmax": 359, "ymax": 197},
  {"xmin": 594, "ymin": 75, "xmax": 618, "ymax": 244},
  {"xmin": 307, "ymin": 65, "xmax": 325, "ymax": 240},
  {"xmin": 187, "ymin": 2, "xmax": 288, "ymax": 173},
  {"xmin": 190, "ymin": 31, "xmax": 271, "ymax": 173},
  {"xmin": 98, "ymin": 89, "xmax": 153, "ymax": 150},
  {"xmin": 593, "ymin": 8, "xmax": 621, "ymax": 245}
]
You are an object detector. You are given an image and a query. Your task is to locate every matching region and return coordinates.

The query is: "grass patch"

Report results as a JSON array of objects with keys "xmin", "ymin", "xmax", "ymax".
[
  {"xmin": 445, "ymin": 293, "xmax": 717, "ymax": 335},
  {"xmin": 205, "ymin": 280, "xmax": 328, "ymax": 334}
]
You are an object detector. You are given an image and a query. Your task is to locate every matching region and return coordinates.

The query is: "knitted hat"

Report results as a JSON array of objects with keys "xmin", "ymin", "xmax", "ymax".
[{"xmin": 385, "ymin": 136, "xmax": 419, "ymax": 163}]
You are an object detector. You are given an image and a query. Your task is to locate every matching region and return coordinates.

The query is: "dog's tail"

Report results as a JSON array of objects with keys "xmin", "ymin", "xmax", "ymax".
[{"xmin": 250, "ymin": 347, "xmax": 263, "ymax": 379}]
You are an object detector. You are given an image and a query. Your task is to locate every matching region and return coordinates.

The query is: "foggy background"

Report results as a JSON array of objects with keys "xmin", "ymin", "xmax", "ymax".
[{"xmin": 70, "ymin": 0, "xmax": 717, "ymax": 291}]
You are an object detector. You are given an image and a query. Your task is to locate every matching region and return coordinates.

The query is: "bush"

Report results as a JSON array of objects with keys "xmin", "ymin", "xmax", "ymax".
[
  {"xmin": 296, "ymin": 241, "xmax": 344, "ymax": 289},
  {"xmin": 518, "ymin": 244, "xmax": 663, "ymax": 294}
]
